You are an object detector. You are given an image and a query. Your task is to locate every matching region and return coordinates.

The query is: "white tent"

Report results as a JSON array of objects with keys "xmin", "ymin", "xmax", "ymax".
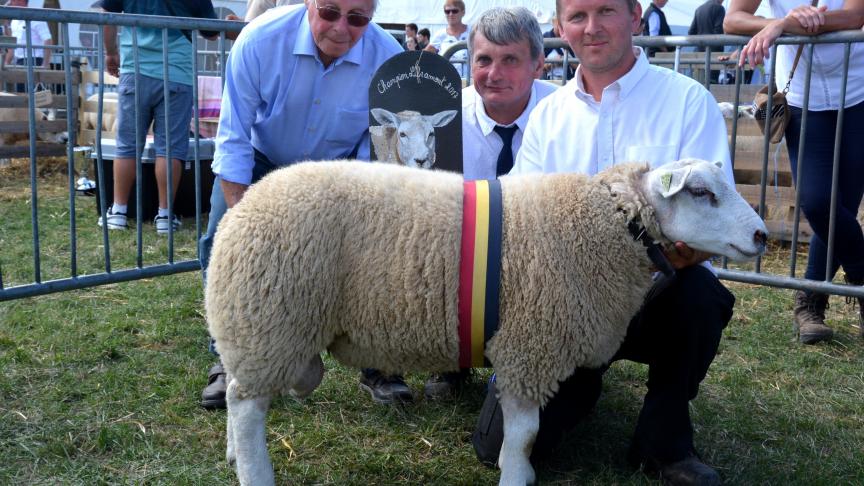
[{"xmin": 374, "ymin": 0, "xmax": 771, "ymax": 34}]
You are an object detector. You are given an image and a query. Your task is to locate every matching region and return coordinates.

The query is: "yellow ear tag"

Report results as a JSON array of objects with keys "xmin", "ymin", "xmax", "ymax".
[{"xmin": 661, "ymin": 173, "xmax": 673, "ymax": 192}]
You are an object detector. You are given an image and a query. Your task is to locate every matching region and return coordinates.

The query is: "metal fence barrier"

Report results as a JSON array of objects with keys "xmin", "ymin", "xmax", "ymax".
[
  {"xmin": 0, "ymin": 7, "xmax": 241, "ymax": 302},
  {"xmin": 1, "ymin": 5, "xmax": 862, "ymax": 301}
]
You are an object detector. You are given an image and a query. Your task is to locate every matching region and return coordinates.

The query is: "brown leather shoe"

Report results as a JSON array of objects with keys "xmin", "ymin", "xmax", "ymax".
[
  {"xmin": 200, "ymin": 362, "xmax": 227, "ymax": 410},
  {"xmin": 659, "ymin": 455, "xmax": 721, "ymax": 486},
  {"xmin": 793, "ymin": 290, "xmax": 833, "ymax": 344},
  {"xmin": 424, "ymin": 369, "xmax": 470, "ymax": 400},
  {"xmin": 629, "ymin": 446, "xmax": 721, "ymax": 486}
]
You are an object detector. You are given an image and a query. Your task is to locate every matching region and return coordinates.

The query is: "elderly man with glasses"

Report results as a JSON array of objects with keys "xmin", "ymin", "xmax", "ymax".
[{"xmin": 199, "ymin": 0, "xmax": 402, "ymax": 410}]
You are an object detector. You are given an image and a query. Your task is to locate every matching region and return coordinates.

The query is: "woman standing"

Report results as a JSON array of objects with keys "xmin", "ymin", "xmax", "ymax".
[
  {"xmin": 725, "ymin": 0, "xmax": 864, "ymax": 344},
  {"xmin": 425, "ymin": 0, "xmax": 470, "ymax": 77}
]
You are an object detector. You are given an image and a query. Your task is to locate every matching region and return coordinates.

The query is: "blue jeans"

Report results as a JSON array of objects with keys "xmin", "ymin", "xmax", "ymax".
[
  {"xmin": 201, "ymin": 149, "xmax": 279, "ymax": 355},
  {"xmin": 786, "ymin": 101, "xmax": 864, "ymax": 282}
]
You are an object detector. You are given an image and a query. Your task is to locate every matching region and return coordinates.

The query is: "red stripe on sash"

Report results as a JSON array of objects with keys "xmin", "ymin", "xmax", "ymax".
[{"xmin": 458, "ymin": 182, "xmax": 477, "ymax": 368}]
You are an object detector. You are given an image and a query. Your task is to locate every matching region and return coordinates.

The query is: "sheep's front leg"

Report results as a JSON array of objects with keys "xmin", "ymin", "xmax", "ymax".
[
  {"xmin": 227, "ymin": 378, "xmax": 274, "ymax": 486},
  {"xmin": 497, "ymin": 392, "xmax": 539, "ymax": 486}
]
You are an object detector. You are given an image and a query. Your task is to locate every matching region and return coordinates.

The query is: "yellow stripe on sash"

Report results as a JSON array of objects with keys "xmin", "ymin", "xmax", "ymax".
[{"xmin": 470, "ymin": 180, "xmax": 491, "ymax": 367}]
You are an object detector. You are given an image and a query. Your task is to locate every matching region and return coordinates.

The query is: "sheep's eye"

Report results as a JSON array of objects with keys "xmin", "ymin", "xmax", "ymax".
[
  {"xmin": 687, "ymin": 186, "xmax": 718, "ymax": 205},
  {"xmin": 399, "ymin": 131, "xmax": 407, "ymax": 138}
]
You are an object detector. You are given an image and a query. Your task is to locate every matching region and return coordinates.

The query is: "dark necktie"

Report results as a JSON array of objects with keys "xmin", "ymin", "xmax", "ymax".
[{"xmin": 493, "ymin": 124, "xmax": 519, "ymax": 177}]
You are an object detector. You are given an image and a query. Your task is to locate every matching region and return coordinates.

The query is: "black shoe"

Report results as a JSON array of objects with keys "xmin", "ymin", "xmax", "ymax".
[
  {"xmin": 200, "ymin": 362, "xmax": 227, "ymax": 410},
  {"xmin": 359, "ymin": 370, "xmax": 413, "ymax": 404},
  {"xmin": 659, "ymin": 455, "xmax": 721, "ymax": 486},
  {"xmin": 630, "ymin": 448, "xmax": 721, "ymax": 486},
  {"xmin": 424, "ymin": 369, "xmax": 470, "ymax": 400}
]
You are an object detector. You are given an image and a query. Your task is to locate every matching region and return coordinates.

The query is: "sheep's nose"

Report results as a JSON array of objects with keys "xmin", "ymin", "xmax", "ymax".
[
  {"xmin": 754, "ymin": 229, "xmax": 767, "ymax": 252},
  {"xmin": 414, "ymin": 158, "xmax": 427, "ymax": 166}
]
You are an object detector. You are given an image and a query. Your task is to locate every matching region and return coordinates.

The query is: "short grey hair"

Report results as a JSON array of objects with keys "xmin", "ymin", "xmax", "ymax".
[{"xmin": 468, "ymin": 7, "xmax": 544, "ymax": 61}]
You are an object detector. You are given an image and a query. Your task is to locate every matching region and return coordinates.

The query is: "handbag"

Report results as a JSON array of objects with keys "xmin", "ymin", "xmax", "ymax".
[{"xmin": 753, "ymin": 0, "xmax": 816, "ymax": 143}]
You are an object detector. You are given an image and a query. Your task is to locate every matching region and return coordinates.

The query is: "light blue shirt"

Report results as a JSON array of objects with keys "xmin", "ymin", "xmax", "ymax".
[{"xmin": 213, "ymin": 5, "xmax": 403, "ymax": 184}]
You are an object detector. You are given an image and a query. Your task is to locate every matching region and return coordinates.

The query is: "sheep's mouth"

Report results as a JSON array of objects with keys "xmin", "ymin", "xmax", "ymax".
[{"xmin": 729, "ymin": 243, "xmax": 762, "ymax": 259}]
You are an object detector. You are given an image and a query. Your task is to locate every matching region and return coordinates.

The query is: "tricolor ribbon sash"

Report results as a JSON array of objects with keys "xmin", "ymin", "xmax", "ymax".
[{"xmin": 458, "ymin": 179, "xmax": 503, "ymax": 368}]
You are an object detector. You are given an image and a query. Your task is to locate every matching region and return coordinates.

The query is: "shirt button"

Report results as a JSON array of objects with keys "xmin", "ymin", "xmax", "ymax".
[
  {"xmin": 308, "ymin": 127, "xmax": 315, "ymax": 132},
  {"xmin": 314, "ymin": 99, "xmax": 321, "ymax": 104}
]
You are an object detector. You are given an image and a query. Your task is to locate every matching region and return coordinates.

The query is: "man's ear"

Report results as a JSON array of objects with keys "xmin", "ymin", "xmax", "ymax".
[
  {"xmin": 631, "ymin": 3, "xmax": 643, "ymax": 34},
  {"xmin": 533, "ymin": 55, "xmax": 545, "ymax": 79}
]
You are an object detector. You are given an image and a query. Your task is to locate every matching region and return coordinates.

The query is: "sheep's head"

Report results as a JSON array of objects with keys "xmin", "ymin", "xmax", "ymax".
[
  {"xmin": 642, "ymin": 158, "xmax": 767, "ymax": 261},
  {"xmin": 36, "ymin": 109, "xmax": 69, "ymax": 144},
  {"xmin": 371, "ymin": 108, "xmax": 457, "ymax": 169}
]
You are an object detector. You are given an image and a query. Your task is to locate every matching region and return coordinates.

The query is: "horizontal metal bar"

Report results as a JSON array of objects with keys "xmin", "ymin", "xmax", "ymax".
[
  {"xmin": 716, "ymin": 269, "xmax": 864, "ymax": 298},
  {"xmin": 445, "ymin": 30, "xmax": 864, "ymax": 61},
  {"xmin": 0, "ymin": 261, "xmax": 201, "ymax": 302},
  {"xmin": 0, "ymin": 6, "xmax": 243, "ymax": 33}
]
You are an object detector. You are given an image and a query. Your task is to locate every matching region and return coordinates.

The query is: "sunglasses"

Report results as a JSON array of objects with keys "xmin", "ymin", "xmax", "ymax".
[
  {"xmin": 444, "ymin": 8, "xmax": 461, "ymax": 14},
  {"xmin": 314, "ymin": 0, "xmax": 371, "ymax": 27}
]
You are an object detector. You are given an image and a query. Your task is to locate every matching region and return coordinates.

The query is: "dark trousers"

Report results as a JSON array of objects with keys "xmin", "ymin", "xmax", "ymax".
[
  {"xmin": 202, "ymin": 149, "xmax": 278, "ymax": 355},
  {"xmin": 472, "ymin": 265, "xmax": 735, "ymax": 466},
  {"xmin": 14, "ymin": 57, "xmax": 44, "ymax": 93},
  {"xmin": 786, "ymin": 101, "xmax": 864, "ymax": 283}
]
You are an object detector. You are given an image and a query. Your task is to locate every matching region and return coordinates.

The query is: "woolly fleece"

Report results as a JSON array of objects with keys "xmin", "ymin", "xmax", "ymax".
[{"xmin": 205, "ymin": 161, "xmax": 663, "ymax": 406}]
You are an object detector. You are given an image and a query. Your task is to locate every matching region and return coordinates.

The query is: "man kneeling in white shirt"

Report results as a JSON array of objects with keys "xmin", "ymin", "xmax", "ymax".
[{"xmin": 471, "ymin": 0, "xmax": 734, "ymax": 484}]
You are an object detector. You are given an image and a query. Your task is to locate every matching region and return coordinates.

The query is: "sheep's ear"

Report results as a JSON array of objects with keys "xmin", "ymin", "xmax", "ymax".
[
  {"xmin": 371, "ymin": 108, "xmax": 398, "ymax": 127},
  {"xmin": 654, "ymin": 165, "xmax": 692, "ymax": 198},
  {"xmin": 427, "ymin": 109, "xmax": 457, "ymax": 128}
]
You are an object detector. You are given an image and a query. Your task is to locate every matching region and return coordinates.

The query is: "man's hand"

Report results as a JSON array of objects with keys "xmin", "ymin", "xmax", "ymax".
[
  {"xmin": 224, "ymin": 14, "xmax": 243, "ymax": 41},
  {"xmin": 221, "ymin": 179, "xmax": 249, "ymax": 208},
  {"xmin": 663, "ymin": 241, "xmax": 713, "ymax": 269},
  {"xmin": 105, "ymin": 53, "xmax": 120, "ymax": 77}
]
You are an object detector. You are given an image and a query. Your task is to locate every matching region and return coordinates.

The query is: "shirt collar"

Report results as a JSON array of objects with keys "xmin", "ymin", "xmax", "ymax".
[
  {"xmin": 294, "ymin": 11, "xmax": 365, "ymax": 67},
  {"xmin": 474, "ymin": 82, "xmax": 539, "ymax": 136},
  {"xmin": 572, "ymin": 46, "xmax": 650, "ymax": 103}
]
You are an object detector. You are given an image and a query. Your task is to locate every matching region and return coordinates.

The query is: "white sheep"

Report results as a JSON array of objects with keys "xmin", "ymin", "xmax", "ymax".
[
  {"xmin": 718, "ymin": 101, "xmax": 755, "ymax": 120},
  {"xmin": 0, "ymin": 92, "xmax": 68, "ymax": 146},
  {"xmin": 369, "ymin": 108, "xmax": 457, "ymax": 168},
  {"xmin": 205, "ymin": 158, "xmax": 768, "ymax": 486},
  {"xmin": 82, "ymin": 92, "xmax": 118, "ymax": 133}
]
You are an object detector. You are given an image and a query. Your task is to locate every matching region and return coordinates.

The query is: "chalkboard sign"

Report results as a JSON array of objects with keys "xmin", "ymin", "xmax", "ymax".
[{"xmin": 369, "ymin": 50, "xmax": 462, "ymax": 173}]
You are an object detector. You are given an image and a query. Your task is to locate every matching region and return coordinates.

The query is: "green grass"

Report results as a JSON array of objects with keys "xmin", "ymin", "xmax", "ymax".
[{"xmin": 1, "ymin": 159, "xmax": 863, "ymax": 485}]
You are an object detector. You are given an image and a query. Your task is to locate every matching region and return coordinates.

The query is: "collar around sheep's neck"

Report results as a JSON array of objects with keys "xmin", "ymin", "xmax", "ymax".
[{"xmin": 628, "ymin": 218, "xmax": 676, "ymax": 278}]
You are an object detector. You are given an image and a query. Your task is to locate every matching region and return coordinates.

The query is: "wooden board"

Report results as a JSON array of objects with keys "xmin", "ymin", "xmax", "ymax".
[
  {"xmin": 0, "ymin": 142, "xmax": 68, "ymax": 158},
  {"xmin": 369, "ymin": 50, "xmax": 462, "ymax": 173}
]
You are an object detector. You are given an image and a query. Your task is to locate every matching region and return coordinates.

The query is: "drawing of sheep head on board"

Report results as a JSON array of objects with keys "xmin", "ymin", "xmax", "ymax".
[{"xmin": 370, "ymin": 108, "xmax": 457, "ymax": 169}]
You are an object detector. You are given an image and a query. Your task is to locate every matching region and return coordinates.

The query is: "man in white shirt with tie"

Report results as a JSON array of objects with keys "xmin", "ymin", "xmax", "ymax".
[
  {"xmin": 460, "ymin": 6, "xmax": 558, "ymax": 181},
  {"xmin": 423, "ymin": 6, "xmax": 559, "ymax": 400},
  {"xmin": 472, "ymin": 0, "xmax": 734, "ymax": 484}
]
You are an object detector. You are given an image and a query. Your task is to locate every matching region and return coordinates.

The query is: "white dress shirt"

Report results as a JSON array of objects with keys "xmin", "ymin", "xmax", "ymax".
[
  {"xmin": 462, "ymin": 79, "xmax": 558, "ymax": 180},
  {"xmin": 513, "ymin": 47, "xmax": 733, "ymax": 184},
  {"xmin": 9, "ymin": 19, "xmax": 51, "ymax": 61}
]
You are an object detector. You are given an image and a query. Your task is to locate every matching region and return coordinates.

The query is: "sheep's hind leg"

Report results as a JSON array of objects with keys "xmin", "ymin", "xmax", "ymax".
[
  {"xmin": 289, "ymin": 354, "xmax": 324, "ymax": 399},
  {"xmin": 227, "ymin": 378, "xmax": 274, "ymax": 486},
  {"xmin": 497, "ymin": 391, "xmax": 539, "ymax": 486}
]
